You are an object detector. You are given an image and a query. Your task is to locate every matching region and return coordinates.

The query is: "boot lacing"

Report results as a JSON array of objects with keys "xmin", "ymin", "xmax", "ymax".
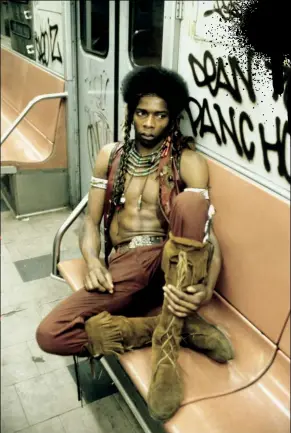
[{"xmin": 156, "ymin": 251, "xmax": 188, "ymax": 370}]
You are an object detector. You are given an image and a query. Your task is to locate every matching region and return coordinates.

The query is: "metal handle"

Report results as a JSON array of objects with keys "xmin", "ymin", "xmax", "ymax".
[
  {"xmin": 26, "ymin": 44, "xmax": 35, "ymax": 54},
  {"xmin": 24, "ymin": 10, "xmax": 32, "ymax": 20},
  {"xmin": 1, "ymin": 92, "xmax": 68, "ymax": 146},
  {"xmin": 52, "ymin": 194, "xmax": 89, "ymax": 277}
]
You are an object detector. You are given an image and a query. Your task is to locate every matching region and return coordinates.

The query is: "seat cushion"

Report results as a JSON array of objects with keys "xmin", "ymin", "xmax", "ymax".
[
  {"xmin": 164, "ymin": 350, "xmax": 290, "ymax": 433},
  {"xmin": 118, "ymin": 293, "xmax": 276, "ymax": 405},
  {"xmin": 58, "ymin": 256, "xmax": 277, "ymax": 404},
  {"xmin": 57, "ymin": 258, "xmax": 87, "ymax": 291}
]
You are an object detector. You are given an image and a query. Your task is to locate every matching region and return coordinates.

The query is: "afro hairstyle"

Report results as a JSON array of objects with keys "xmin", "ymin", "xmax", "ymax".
[{"xmin": 121, "ymin": 66, "xmax": 189, "ymax": 120}]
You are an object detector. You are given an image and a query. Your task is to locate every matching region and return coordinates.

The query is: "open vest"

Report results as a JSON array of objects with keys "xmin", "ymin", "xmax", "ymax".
[{"xmin": 103, "ymin": 141, "xmax": 186, "ymax": 264}]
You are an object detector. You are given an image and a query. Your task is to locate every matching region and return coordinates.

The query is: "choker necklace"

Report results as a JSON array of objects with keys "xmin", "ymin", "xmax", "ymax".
[{"xmin": 126, "ymin": 143, "xmax": 162, "ymax": 177}]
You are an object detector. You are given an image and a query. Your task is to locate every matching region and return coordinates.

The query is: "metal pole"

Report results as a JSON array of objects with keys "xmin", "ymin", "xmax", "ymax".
[
  {"xmin": 1, "ymin": 92, "xmax": 68, "ymax": 145},
  {"xmin": 51, "ymin": 193, "xmax": 88, "ymax": 276}
]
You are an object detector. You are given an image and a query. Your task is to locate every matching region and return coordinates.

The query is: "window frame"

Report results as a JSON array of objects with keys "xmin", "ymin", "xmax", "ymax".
[
  {"xmin": 10, "ymin": 20, "xmax": 31, "ymax": 40},
  {"xmin": 79, "ymin": 0, "xmax": 109, "ymax": 59},
  {"xmin": 128, "ymin": 0, "xmax": 164, "ymax": 67}
]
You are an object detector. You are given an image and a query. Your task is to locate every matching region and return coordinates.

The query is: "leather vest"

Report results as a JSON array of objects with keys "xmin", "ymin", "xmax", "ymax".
[{"xmin": 103, "ymin": 141, "xmax": 185, "ymax": 263}]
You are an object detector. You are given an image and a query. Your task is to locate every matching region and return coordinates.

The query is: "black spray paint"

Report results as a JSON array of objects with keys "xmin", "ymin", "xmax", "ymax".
[
  {"xmin": 204, "ymin": 0, "xmax": 241, "ymax": 22},
  {"xmin": 187, "ymin": 52, "xmax": 290, "ymax": 184},
  {"xmin": 225, "ymin": 0, "xmax": 291, "ymax": 132},
  {"xmin": 34, "ymin": 18, "xmax": 63, "ymax": 67}
]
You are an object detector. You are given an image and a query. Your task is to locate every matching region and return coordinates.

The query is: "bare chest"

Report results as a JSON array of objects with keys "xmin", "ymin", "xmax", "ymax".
[{"xmin": 123, "ymin": 172, "xmax": 159, "ymax": 208}]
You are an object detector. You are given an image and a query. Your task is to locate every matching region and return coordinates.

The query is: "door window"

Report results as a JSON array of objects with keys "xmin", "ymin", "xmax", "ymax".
[
  {"xmin": 129, "ymin": 0, "xmax": 164, "ymax": 66},
  {"xmin": 0, "ymin": 1, "xmax": 10, "ymax": 37},
  {"xmin": 80, "ymin": 0, "xmax": 109, "ymax": 57}
]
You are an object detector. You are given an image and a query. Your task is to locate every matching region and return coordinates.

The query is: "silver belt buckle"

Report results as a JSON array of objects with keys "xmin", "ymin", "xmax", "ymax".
[
  {"xmin": 128, "ymin": 235, "xmax": 161, "ymax": 249},
  {"xmin": 128, "ymin": 235, "xmax": 149, "ymax": 249}
]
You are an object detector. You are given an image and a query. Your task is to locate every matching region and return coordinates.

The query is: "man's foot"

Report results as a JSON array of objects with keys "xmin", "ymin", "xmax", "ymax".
[
  {"xmin": 182, "ymin": 313, "xmax": 234, "ymax": 363},
  {"xmin": 147, "ymin": 314, "xmax": 183, "ymax": 422},
  {"xmin": 85, "ymin": 312, "xmax": 159, "ymax": 357}
]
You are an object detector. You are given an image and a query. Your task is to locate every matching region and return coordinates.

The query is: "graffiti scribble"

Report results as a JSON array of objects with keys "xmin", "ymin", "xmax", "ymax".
[
  {"xmin": 34, "ymin": 18, "xmax": 63, "ymax": 66},
  {"xmin": 187, "ymin": 51, "xmax": 290, "ymax": 184},
  {"xmin": 204, "ymin": 0, "xmax": 241, "ymax": 22}
]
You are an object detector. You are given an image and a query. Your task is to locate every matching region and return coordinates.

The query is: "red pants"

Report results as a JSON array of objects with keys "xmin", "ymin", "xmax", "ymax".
[{"xmin": 36, "ymin": 192, "xmax": 209, "ymax": 356}]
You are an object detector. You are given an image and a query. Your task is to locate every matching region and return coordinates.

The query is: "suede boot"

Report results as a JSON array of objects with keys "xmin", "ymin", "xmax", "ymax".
[
  {"xmin": 182, "ymin": 313, "xmax": 234, "ymax": 363},
  {"xmin": 147, "ymin": 232, "xmax": 212, "ymax": 421},
  {"xmin": 85, "ymin": 312, "xmax": 159, "ymax": 357}
]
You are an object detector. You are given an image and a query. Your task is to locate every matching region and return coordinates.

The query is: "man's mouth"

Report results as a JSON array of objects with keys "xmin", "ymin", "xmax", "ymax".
[{"xmin": 141, "ymin": 133, "xmax": 155, "ymax": 140}]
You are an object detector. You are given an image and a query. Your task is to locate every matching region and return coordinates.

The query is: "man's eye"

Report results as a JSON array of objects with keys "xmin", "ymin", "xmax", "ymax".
[
  {"xmin": 157, "ymin": 114, "xmax": 167, "ymax": 119},
  {"xmin": 136, "ymin": 111, "xmax": 146, "ymax": 117}
]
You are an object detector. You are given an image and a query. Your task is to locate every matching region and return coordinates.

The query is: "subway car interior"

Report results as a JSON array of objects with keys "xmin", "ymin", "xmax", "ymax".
[{"xmin": 1, "ymin": 1, "xmax": 290, "ymax": 433}]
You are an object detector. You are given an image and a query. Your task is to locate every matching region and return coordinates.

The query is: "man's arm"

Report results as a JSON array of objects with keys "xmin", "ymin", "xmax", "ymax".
[{"xmin": 79, "ymin": 142, "xmax": 116, "ymax": 292}]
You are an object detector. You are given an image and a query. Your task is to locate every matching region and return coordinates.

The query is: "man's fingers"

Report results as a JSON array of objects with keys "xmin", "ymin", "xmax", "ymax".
[
  {"xmin": 185, "ymin": 287, "xmax": 197, "ymax": 294},
  {"xmin": 167, "ymin": 304, "xmax": 187, "ymax": 318},
  {"xmin": 187, "ymin": 284, "xmax": 207, "ymax": 294},
  {"xmin": 96, "ymin": 268, "xmax": 114, "ymax": 292},
  {"xmin": 164, "ymin": 292, "xmax": 197, "ymax": 313},
  {"xmin": 164, "ymin": 287, "xmax": 198, "ymax": 311},
  {"xmin": 104, "ymin": 271, "xmax": 113, "ymax": 287},
  {"xmin": 84, "ymin": 276, "xmax": 94, "ymax": 291},
  {"xmin": 166, "ymin": 285, "xmax": 207, "ymax": 305},
  {"xmin": 84, "ymin": 272, "xmax": 107, "ymax": 293},
  {"xmin": 104, "ymin": 272, "xmax": 114, "ymax": 293},
  {"xmin": 94, "ymin": 269, "xmax": 110, "ymax": 290},
  {"xmin": 89, "ymin": 270, "xmax": 100, "ymax": 289}
]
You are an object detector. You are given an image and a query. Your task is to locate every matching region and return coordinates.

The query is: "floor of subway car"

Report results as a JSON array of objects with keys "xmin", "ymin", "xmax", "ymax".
[{"xmin": 1, "ymin": 201, "xmax": 143, "ymax": 433}]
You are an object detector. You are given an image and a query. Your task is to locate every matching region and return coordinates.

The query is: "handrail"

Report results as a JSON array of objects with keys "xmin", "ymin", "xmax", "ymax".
[
  {"xmin": 52, "ymin": 194, "xmax": 89, "ymax": 277},
  {"xmin": 0, "ymin": 92, "xmax": 68, "ymax": 145}
]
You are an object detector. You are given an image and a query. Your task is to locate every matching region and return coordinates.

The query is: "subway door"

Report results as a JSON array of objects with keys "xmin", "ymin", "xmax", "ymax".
[
  {"xmin": 117, "ymin": 0, "xmax": 166, "ymax": 139},
  {"xmin": 77, "ymin": 0, "xmax": 117, "ymax": 197}
]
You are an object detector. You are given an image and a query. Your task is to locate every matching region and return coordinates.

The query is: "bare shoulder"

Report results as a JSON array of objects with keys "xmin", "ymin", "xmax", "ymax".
[
  {"xmin": 93, "ymin": 142, "xmax": 118, "ymax": 178},
  {"xmin": 180, "ymin": 148, "xmax": 209, "ymax": 188}
]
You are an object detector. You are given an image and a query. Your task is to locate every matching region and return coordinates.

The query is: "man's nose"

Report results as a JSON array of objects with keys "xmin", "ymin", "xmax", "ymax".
[{"xmin": 144, "ymin": 115, "xmax": 155, "ymax": 129}]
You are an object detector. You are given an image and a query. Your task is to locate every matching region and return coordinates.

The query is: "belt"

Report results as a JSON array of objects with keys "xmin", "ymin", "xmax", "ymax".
[{"xmin": 114, "ymin": 235, "xmax": 165, "ymax": 254}]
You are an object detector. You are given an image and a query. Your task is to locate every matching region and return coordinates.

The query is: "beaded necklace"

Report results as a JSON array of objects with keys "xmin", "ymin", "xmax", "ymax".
[
  {"xmin": 126, "ymin": 144, "xmax": 162, "ymax": 177},
  {"xmin": 118, "ymin": 138, "xmax": 171, "ymax": 211}
]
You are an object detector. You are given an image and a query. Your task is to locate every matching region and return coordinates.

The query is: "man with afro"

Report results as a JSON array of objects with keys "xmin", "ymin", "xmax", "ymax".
[{"xmin": 36, "ymin": 66, "xmax": 234, "ymax": 421}]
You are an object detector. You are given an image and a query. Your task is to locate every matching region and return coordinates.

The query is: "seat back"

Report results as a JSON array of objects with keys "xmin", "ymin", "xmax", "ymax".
[
  {"xmin": 1, "ymin": 47, "xmax": 28, "ymax": 112},
  {"xmin": 208, "ymin": 159, "xmax": 290, "ymax": 344},
  {"xmin": 1, "ymin": 46, "xmax": 65, "ymax": 143}
]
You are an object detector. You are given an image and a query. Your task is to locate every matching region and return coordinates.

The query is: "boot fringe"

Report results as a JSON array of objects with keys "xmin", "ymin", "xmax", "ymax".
[{"xmin": 86, "ymin": 312, "xmax": 124, "ymax": 356}]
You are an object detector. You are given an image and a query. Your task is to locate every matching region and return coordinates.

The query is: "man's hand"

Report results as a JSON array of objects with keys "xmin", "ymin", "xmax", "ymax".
[
  {"xmin": 163, "ymin": 284, "xmax": 207, "ymax": 317},
  {"xmin": 84, "ymin": 260, "xmax": 114, "ymax": 294}
]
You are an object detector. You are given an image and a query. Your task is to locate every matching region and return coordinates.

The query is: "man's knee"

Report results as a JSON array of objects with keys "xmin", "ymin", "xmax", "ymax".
[
  {"xmin": 170, "ymin": 191, "xmax": 209, "ymax": 241},
  {"xmin": 173, "ymin": 191, "xmax": 209, "ymax": 216},
  {"xmin": 36, "ymin": 320, "xmax": 62, "ymax": 355}
]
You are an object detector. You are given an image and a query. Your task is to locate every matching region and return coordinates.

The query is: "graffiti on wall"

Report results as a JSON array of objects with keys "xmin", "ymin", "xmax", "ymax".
[
  {"xmin": 88, "ymin": 71, "xmax": 110, "ymax": 112},
  {"xmin": 33, "ymin": 6, "xmax": 64, "ymax": 76},
  {"xmin": 85, "ymin": 70, "xmax": 112, "ymax": 169},
  {"xmin": 35, "ymin": 18, "xmax": 62, "ymax": 66},
  {"xmin": 187, "ymin": 50, "xmax": 290, "ymax": 184},
  {"xmin": 204, "ymin": 1, "xmax": 241, "ymax": 22}
]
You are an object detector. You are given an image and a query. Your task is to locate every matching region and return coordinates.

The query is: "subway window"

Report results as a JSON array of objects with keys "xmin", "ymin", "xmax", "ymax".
[
  {"xmin": 80, "ymin": 0, "xmax": 109, "ymax": 57},
  {"xmin": 129, "ymin": 0, "xmax": 164, "ymax": 66},
  {"xmin": 0, "ymin": 1, "xmax": 11, "ymax": 37}
]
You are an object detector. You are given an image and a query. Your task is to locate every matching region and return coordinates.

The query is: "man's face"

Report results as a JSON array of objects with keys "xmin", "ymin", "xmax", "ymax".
[{"xmin": 133, "ymin": 95, "xmax": 170, "ymax": 148}]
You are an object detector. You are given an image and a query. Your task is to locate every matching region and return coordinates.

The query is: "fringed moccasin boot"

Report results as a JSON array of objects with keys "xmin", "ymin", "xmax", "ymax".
[
  {"xmin": 147, "ymin": 232, "xmax": 213, "ymax": 421},
  {"xmin": 182, "ymin": 313, "xmax": 234, "ymax": 363},
  {"xmin": 85, "ymin": 312, "xmax": 159, "ymax": 357}
]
